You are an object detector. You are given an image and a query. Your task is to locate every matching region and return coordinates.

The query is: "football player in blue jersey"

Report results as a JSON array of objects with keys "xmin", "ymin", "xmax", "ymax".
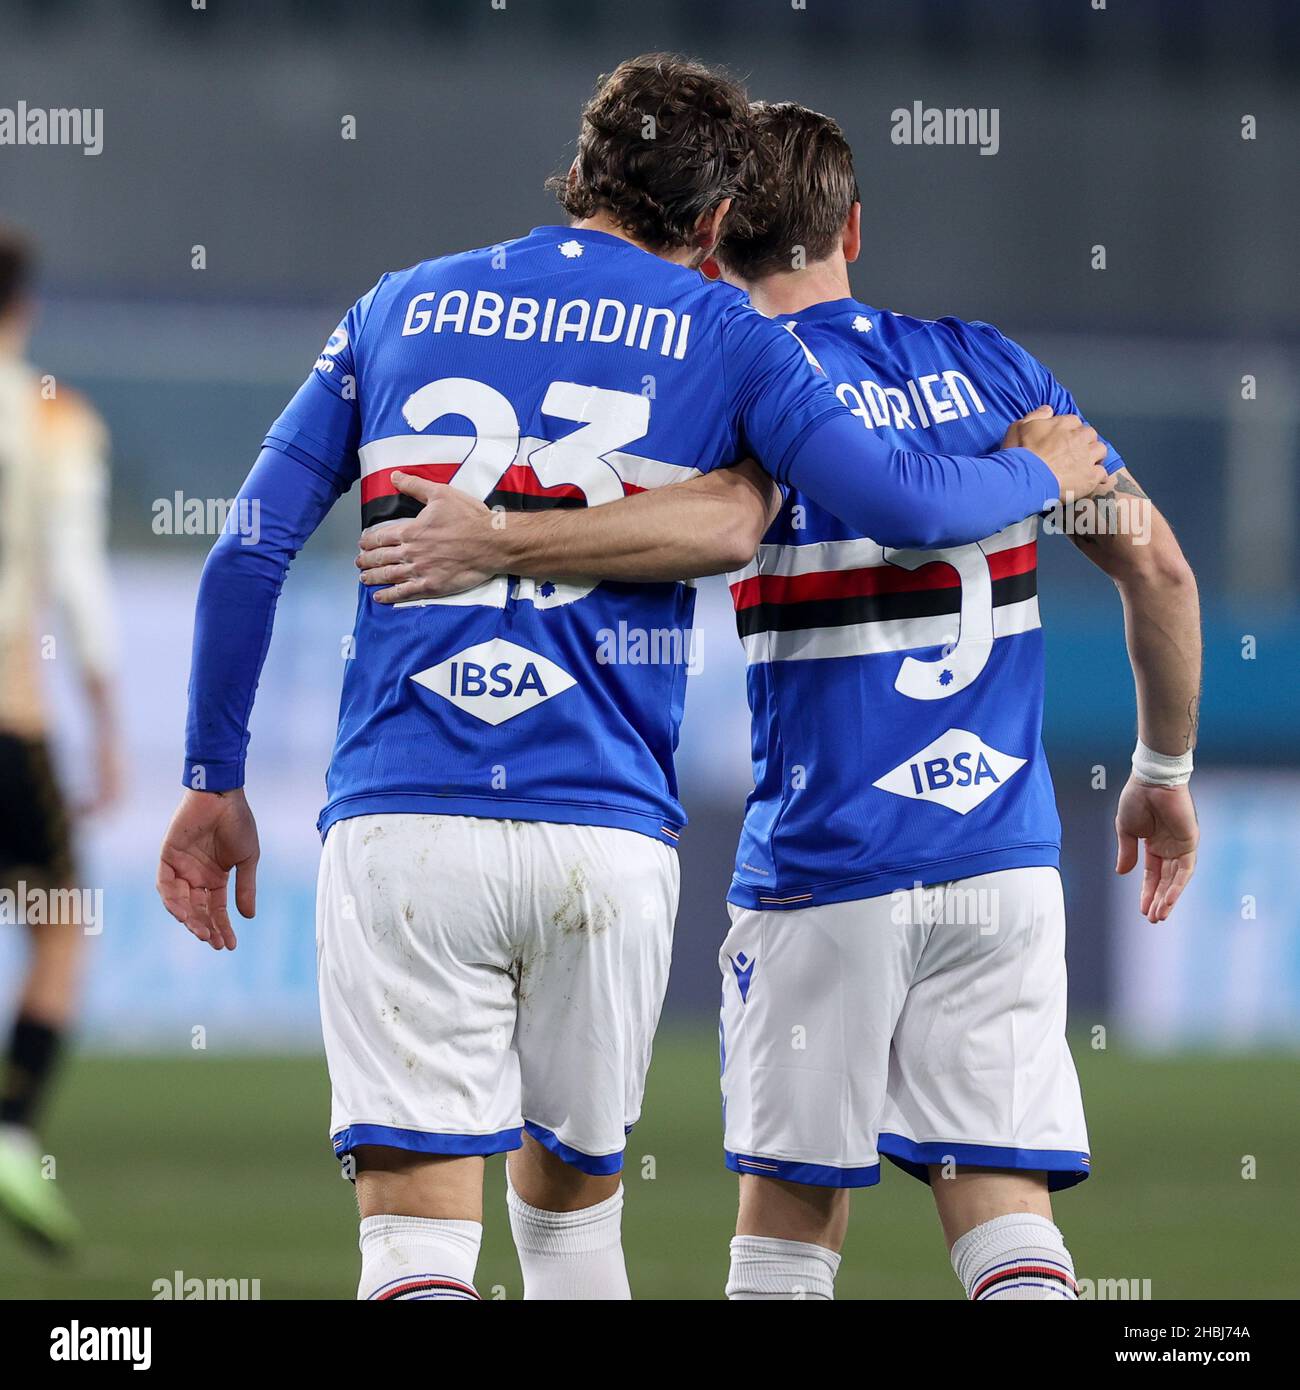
[
  {"xmin": 158, "ymin": 59, "xmax": 1107, "ymax": 1302},
  {"xmin": 361, "ymin": 101, "xmax": 1201, "ymax": 1302}
]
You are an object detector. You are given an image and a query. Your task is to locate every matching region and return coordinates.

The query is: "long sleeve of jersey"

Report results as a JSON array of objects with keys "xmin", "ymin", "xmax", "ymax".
[
  {"xmin": 183, "ymin": 316, "xmax": 372, "ymax": 792},
  {"xmin": 184, "ymin": 287, "xmax": 378, "ymax": 791},
  {"xmin": 721, "ymin": 306, "xmax": 1060, "ymax": 550},
  {"xmin": 775, "ymin": 410, "xmax": 1058, "ymax": 551},
  {"xmin": 182, "ymin": 436, "xmax": 347, "ymax": 790}
]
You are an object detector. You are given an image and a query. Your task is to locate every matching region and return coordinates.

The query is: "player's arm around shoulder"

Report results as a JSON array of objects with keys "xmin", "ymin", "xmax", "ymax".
[
  {"xmin": 355, "ymin": 461, "xmax": 778, "ymax": 603},
  {"xmin": 1066, "ymin": 467, "xmax": 1202, "ymax": 923}
]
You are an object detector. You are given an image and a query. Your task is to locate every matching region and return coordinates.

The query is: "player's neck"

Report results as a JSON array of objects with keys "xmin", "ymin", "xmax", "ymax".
[
  {"xmin": 569, "ymin": 215, "xmax": 702, "ymax": 267},
  {"xmin": 744, "ymin": 260, "xmax": 854, "ymax": 318}
]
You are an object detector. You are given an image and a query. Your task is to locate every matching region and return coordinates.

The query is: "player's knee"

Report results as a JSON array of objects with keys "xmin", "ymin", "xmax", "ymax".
[
  {"xmin": 508, "ymin": 1132, "xmax": 621, "ymax": 1212},
  {"xmin": 353, "ymin": 1146, "xmax": 484, "ymax": 1222},
  {"xmin": 737, "ymin": 1174, "xmax": 848, "ymax": 1250},
  {"xmin": 928, "ymin": 1164, "xmax": 1052, "ymax": 1250}
]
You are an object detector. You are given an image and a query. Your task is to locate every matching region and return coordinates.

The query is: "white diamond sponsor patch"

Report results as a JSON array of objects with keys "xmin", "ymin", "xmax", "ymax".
[
  {"xmin": 410, "ymin": 638, "xmax": 577, "ymax": 726},
  {"xmin": 872, "ymin": 727, "xmax": 1026, "ymax": 815}
]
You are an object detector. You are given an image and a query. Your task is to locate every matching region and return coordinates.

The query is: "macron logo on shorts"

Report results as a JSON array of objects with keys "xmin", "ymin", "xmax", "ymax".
[
  {"xmin": 729, "ymin": 951, "xmax": 755, "ymax": 1003},
  {"xmin": 872, "ymin": 727, "xmax": 1025, "ymax": 815},
  {"xmin": 411, "ymin": 637, "xmax": 577, "ymax": 725}
]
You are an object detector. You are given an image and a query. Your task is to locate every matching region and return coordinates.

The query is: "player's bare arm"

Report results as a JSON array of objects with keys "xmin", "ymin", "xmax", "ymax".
[
  {"xmin": 1067, "ymin": 465, "xmax": 1201, "ymax": 923},
  {"xmin": 355, "ymin": 458, "xmax": 780, "ymax": 604}
]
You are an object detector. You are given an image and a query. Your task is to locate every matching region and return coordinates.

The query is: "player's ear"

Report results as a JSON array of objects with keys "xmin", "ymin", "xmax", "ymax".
[
  {"xmin": 843, "ymin": 202, "xmax": 862, "ymax": 265},
  {"xmin": 697, "ymin": 199, "xmax": 732, "ymax": 255}
]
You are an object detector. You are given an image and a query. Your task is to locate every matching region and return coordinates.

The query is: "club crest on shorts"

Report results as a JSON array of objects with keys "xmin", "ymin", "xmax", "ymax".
[
  {"xmin": 411, "ymin": 638, "xmax": 577, "ymax": 726},
  {"xmin": 872, "ymin": 727, "xmax": 1025, "ymax": 815}
]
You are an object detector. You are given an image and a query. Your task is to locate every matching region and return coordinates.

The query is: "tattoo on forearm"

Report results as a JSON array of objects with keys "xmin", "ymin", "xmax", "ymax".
[
  {"xmin": 1090, "ymin": 472, "xmax": 1149, "ymax": 504},
  {"xmin": 1185, "ymin": 694, "xmax": 1200, "ymax": 751},
  {"xmin": 1059, "ymin": 469, "xmax": 1153, "ymax": 549},
  {"xmin": 1111, "ymin": 473, "xmax": 1149, "ymax": 500}
]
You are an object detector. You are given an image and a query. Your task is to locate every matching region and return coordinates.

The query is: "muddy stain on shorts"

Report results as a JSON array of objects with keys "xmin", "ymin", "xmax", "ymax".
[{"xmin": 550, "ymin": 864, "xmax": 620, "ymax": 938}]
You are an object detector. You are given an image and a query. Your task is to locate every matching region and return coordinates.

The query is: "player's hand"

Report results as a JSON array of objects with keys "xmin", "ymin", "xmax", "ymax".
[
  {"xmin": 156, "ymin": 788, "xmax": 260, "ymax": 951},
  {"xmin": 1002, "ymin": 405, "xmax": 1109, "ymax": 503},
  {"xmin": 1114, "ymin": 774, "xmax": 1198, "ymax": 923},
  {"xmin": 356, "ymin": 472, "xmax": 499, "ymax": 603}
]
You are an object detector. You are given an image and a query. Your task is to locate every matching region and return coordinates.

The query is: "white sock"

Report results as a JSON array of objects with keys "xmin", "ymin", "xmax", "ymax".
[
  {"xmin": 950, "ymin": 1212, "xmax": 1078, "ymax": 1300},
  {"xmin": 505, "ymin": 1171, "xmax": 631, "ymax": 1300},
  {"xmin": 357, "ymin": 1214, "xmax": 482, "ymax": 1300},
  {"xmin": 726, "ymin": 1235, "xmax": 841, "ymax": 1300}
]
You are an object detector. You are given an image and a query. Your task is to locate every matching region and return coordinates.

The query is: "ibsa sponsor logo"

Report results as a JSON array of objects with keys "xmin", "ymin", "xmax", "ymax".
[
  {"xmin": 410, "ymin": 638, "xmax": 576, "ymax": 726},
  {"xmin": 872, "ymin": 727, "xmax": 1025, "ymax": 815}
]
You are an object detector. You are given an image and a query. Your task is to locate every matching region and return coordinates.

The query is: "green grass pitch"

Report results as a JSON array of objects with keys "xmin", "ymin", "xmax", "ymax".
[{"xmin": 1, "ymin": 1030, "xmax": 1295, "ymax": 1299}]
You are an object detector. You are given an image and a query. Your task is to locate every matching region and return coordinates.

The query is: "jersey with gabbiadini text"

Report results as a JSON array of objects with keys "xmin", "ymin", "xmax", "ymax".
[
  {"xmin": 728, "ymin": 298, "xmax": 1124, "ymax": 908},
  {"xmin": 258, "ymin": 227, "xmax": 845, "ymax": 844}
]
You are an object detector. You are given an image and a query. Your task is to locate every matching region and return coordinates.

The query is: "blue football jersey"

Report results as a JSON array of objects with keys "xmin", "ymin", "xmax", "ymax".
[
  {"xmin": 253, "ymin": 227, "xmax": 847, "ymax": 844},
  {"xmin": 728, "ymin": 298, "xmax": 1124, "ymax": 908}
]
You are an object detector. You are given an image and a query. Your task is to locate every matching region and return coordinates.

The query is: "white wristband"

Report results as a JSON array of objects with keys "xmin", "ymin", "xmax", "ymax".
[{"xmin": 1132, "ymin": 739, "xmax": 1193, "ymax": 788}]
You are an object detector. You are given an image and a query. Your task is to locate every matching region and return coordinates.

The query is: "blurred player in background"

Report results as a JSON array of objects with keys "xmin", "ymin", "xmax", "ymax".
[
  {"xmin": 156, "ymin": 56, "xmax": 1104, "ymax": 1302},
  {"xmin": 0, "ymin": 225, "xmax": 120, "ymax": 1250},
  {"xmin": 356, "ymin": 103, "xmax": 1201, "ymax": 1301}
]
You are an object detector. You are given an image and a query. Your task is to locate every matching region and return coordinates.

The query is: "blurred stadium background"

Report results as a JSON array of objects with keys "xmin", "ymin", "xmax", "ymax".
[{"xmin": 1, "ymin": 0, "xmax": 1297, "ymax": 1298}]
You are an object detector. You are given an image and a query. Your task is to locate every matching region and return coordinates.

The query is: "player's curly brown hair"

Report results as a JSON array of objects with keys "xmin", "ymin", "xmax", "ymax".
[
  {"xmin": 716, "ymin": 102, "xmax": 860, "ymax": 281},
  {"xmin": 549, "ymin": 54, "xmax": 763, "ymax": 254}
]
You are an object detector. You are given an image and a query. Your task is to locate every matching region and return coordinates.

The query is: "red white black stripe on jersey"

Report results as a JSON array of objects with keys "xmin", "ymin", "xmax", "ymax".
[
  {"xmin": 727, "ymin": 518, "xmax": 1040, "ymax": 665},
  {"xmin": 357, "ymin": 433, "xmax": 698, "ymax": 529}
]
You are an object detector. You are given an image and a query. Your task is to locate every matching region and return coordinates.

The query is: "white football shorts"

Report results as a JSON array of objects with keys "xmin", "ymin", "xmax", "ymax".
[
  {"xmin": 719, "ymin": 866, "xmax": 1090, "ymax": 1191},
  {"xmin": 318, "ymin": 813, "xmax": 679, "ymax": 1174}
]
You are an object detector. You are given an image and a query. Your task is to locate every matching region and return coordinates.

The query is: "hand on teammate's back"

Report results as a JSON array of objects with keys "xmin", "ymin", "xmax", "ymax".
[
  {"xmin": 356, "ymin": 472, "xmax": 498, "ymax": 604},
  {"xmin": 1002, "ymin": 404, "xmax": 1109, "ymax": 502},
  {"xmin": 156, "ymin": 788, "xmax": 260, "ymax": 951}
]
